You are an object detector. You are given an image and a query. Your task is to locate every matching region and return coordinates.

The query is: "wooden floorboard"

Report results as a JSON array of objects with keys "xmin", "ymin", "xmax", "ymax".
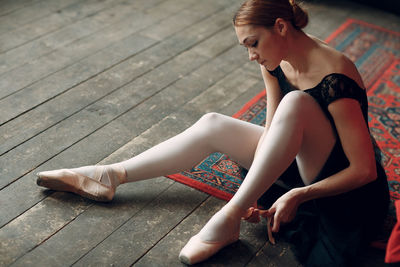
[
  {"xmin": 0, "ymin": 0, "xmax": 81, "ymax": 35},
  {"xmin": 0, "ymin": 0, "xmax": 399, "ymax": 266},
  {"xmin": 0, "ymin": 0, "xmax": 138, "ymax": 53},
  {"xmin": 0, "ymin": 0, "xmax": 44, "ymax": 18}
]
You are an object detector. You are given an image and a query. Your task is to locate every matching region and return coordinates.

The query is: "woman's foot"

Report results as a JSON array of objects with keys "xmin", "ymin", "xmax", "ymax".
[
  {"xmin": 36, "ymin": 165, "xmax": 126, "ymax": 202},
  {"xmin": 179, "ymin": 204, "xmax": 245, "ymax": 265}
]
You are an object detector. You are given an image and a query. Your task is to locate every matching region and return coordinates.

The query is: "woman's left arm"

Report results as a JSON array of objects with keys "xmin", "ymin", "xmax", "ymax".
[
  {"xmin": 267, "ymin": 98, "xmax": 378, "ymax": 232},
  {"xmin": 297, "ymin": 97, "xmax": 377, "ymax": 203}
]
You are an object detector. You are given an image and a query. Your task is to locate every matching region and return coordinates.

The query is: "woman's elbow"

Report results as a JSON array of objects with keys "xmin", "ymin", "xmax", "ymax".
[
  {"xmin": 360, "ymin": 163, "xmax": 378, "ymax": 184},
  {"xmin": 350, "ymin": 162, "xmax": 377, "ymax": 185}
]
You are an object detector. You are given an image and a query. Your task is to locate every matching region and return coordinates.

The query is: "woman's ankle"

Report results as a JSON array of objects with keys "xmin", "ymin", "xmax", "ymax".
[
  {"xmin": 107, "ymin": 164, "xmax": 127, "ymax": 185},
  {"xmin": 222, "ymin": 202, "xmax": 249, "ymax": 219}
]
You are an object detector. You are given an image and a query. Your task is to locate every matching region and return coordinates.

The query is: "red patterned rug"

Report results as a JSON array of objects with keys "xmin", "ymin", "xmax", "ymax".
[{"xmin": 166, "ymin": 19, "xmax": 400, "ymax": 208}]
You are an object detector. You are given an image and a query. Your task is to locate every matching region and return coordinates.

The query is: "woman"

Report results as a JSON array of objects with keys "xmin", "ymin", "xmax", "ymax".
[{"xmin": 37, "ymin": 0, "xmax": 389, "ymax": 265}]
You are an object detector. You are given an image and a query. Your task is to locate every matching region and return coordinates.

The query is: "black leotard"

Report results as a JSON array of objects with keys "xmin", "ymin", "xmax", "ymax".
[{"xmin": 257, "ymin": 66, "xmax": 390, "ymax": 267}]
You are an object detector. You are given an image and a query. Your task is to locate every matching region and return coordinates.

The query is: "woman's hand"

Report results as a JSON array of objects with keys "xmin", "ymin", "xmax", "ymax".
[{"xmin": 264, "ymin": 188, "xmax": 304, "ymax": 232}]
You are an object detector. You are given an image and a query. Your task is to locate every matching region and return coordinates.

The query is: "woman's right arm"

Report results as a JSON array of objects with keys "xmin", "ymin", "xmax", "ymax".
[{"xmin": 254, "ymin": 66, "xmax": 282, "ymax": 155}]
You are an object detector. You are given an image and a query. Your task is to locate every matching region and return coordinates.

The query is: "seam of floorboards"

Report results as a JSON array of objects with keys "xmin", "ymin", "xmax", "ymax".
[
  {"xmin": 0, "ymin": 0, "xmax": 44, "ymax": 18},
  {"xmin": 0, "ymin": 0, "xmax": 220, "ymax": 133},
  {"xmin": 0, "ymin": 0, "xmax": 225, "ymax": 125},
  {"xmin": 0, "ymin": 1, "xmax": 232, "ymax": 169},
  {"xmin": 0, "ymin": 1, "xmax": 235, "ymax": 159},
  {"xmin": 0, "ymin": 0, "xmax": 161, "ymax": 56},
  {"xmin": 0, "ymin": 0, "xmax": 186, "ymax": 100},
  {"xmin": 0, "ymin": 0, "xmax": 168, "ymax": 96},
  {"xmin": 0, "ymin": 0, "xmax": 83, "ymax": 34},
  {"xmin": 0, "ymin": 37, "xmax": 160, "ymax": 150},
  {"xmin": 0, "ymin": 0, "xmax": 129, "ymax": 53},
  {"xmin": 10, "ymin": 180, "xmax": 180, "ymax": 266},
  {"xmin": 75, "ymin": 194, "xmax": 211, "ymax": 266}
]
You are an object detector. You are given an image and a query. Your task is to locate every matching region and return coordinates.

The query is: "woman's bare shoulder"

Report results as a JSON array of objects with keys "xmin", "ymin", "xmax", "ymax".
[
  {"xmin": 328, "ymin": 50, "xmax": 365, "ymax": 89},
  {"xmin": 310, "ymin": 35, "xmax": 365, "ymax": 89}
]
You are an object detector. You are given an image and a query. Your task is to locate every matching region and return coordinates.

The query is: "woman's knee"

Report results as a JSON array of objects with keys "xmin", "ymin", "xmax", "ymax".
[
  {"xmin": 194, "ymin": 112, "xmax": 261, "ymax": 143},
  {"xmin": 198, "ymin": 112, "xmax": 223, "ymax": 126},
  {"xmin": 282, "ymin": 91, "xmax": 315, "ymax": 110},
  {"xmin": 199, "ymin": 112, "xmax": 222, "ymax": 123},
  {"xmin": 194, "ymin": 112, "xmax": 226, "ymax": 136},
  {"xmin": 275, "ymin": 91, "xmax": 319, "ymax": 121}
]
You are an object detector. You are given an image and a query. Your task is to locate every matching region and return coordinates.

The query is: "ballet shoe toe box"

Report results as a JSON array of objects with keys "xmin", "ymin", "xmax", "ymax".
[{"xmin": 179, "ymin": 234, "xmax": 237, "ymax": 265}]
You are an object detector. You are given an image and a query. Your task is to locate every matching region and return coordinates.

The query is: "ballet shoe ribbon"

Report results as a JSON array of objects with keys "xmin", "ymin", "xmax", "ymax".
[
  {"xmin": 242, "ymin": 207, "xmax": 276, "ymax": 245},
  {"xmin": 242, "ymin": 207, "xmax": 261, "ymax": 223}
]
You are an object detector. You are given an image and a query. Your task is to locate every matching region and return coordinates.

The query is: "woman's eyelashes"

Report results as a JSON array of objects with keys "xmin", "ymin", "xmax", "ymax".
[{"xmin": 243, "ymin": 40, "xmax": 258, "ymax": 51}]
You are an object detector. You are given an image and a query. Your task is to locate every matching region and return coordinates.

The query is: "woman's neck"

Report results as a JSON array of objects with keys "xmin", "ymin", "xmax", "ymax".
[{"xmin": 282, "ymin": 29, "xmax": 319, "ymax": 75}]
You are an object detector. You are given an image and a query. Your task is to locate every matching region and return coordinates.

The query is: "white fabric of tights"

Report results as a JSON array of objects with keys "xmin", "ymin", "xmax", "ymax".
[{"xmin": 75, "ymin": 91, "xmax": 336, "ymax": 243}]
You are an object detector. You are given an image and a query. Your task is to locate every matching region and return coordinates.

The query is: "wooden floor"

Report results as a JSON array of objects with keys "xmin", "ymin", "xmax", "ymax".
[{"xmin": 1, "ymin": 0, "xmax": 399, "ymax": 266}]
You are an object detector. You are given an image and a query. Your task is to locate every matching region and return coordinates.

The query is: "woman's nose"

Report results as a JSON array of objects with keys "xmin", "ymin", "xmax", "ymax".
[{"xmin": 248, "ymin": 50, "xmax": 258, "ymax": 61}]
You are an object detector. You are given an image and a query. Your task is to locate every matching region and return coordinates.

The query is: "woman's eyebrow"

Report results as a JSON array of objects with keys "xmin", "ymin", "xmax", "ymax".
[{"xmin": 240, "ymin": 36, "xmax": 255, "ymax": 46}]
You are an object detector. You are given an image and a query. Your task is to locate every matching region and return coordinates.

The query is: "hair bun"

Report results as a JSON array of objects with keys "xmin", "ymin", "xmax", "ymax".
[
  {"xmin": 233, "ymin": 0, "xmax": 309, "ymax": 30},
  {"xmin": 290, "ymin": 0, "xmax": 309, "ymax": 29}
]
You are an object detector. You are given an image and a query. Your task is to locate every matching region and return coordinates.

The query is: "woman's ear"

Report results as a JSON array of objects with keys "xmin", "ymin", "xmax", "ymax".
[{"xmin": 274, "ymin": 18, "xmax": 287, "ymax": 36}]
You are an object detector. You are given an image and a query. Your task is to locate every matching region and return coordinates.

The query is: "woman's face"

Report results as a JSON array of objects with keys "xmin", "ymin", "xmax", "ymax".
[{"xmin": 235, "ymin": 24, "xmax": 286, "ymax": 71}]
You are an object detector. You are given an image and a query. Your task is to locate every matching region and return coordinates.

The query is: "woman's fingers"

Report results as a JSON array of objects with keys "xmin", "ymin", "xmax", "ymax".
[
  {"xmin": 272, "ymin": 213, "xmax": 281, "ymax": 233},
  {"xmin": 261, "ymin": 207, "xmax": 275, "ymax": 218},
  {"xmin": 266, "ymin": 216, "xmax": 276, "ymax": 244}
]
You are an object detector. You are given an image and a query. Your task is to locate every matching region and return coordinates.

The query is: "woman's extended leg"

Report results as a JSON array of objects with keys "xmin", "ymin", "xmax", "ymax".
[
  {"xmin": 179, "ymin": 91, "xmax": 337, "ymax": 264},
  {"xmin": 37, "ymin": 113, "xmax": 264, "ymax": 201},
  {"xmin": 114, "ymin": 112, "xmax": 263, "ymax": 182}
]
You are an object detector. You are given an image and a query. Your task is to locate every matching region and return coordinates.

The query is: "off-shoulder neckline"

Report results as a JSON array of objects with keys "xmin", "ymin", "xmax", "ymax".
[{"xmin": 271, "ymin": 65, "xmax": 366, "ymax": 92}]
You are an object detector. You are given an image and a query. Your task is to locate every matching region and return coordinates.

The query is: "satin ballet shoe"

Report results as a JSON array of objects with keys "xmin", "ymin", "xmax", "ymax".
[
  {"xmin": 36, "ymin": 166, "xmax": 126, "ymax": 202},
  {"xmin": 179, "ymin": 233, "xmax": 239, "ymax": 265}
]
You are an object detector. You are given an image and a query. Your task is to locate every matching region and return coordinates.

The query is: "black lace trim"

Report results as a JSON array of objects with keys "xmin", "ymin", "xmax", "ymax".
[
  {"xmin": 268, "ymin": 66, "xmax": 368, "ymax": 117},
  {"xmin": 317, "ymin": 73, "xmax": 367, "ymax": 108}
]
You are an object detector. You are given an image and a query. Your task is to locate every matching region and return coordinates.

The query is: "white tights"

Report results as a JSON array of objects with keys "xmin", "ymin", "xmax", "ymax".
[{"xmin": 74, "ymin": 91, "xmax": 336, "ymax": 243}]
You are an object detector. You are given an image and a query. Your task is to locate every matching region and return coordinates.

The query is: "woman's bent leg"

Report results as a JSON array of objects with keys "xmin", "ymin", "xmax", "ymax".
[
  {"xmin": 180, "ymin": 91, "xmax": 337, "ymax": 264},
  {"xmin": 229, "ymin": 91, "xmax": 337, "ymax": 210}
]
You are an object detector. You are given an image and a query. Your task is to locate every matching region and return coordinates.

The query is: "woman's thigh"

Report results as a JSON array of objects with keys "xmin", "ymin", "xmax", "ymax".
[
  {"xmin": 200, "ymin": 113, "xmax": 264, "ymax": 169},
  {"xmin": 274, "ymin": 91, "xmax": 337, "ymax": 185},
  {"xmin": 294, "ymin": 94, "xmax": 336, "ymax": 184}
]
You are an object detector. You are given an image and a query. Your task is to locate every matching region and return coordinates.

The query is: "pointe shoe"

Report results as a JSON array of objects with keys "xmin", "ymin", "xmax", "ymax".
[
  {"xmin": 36, "ymin": 166, "xmax": 126, "ymax": 202},
  {"xmin": 179, "ymin": 232, "xmax": 239, "ymax": 265}
]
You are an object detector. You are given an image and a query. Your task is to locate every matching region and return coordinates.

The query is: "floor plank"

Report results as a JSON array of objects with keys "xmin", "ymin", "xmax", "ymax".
[
  {"xmin": 0, "ymin": 0, "xmax": 168, "ymax": 94},
  {"xmin": 0, "ymin": 0, "xmax": 81, "ymax": 35},
  {"xmin": 0, "ymin": 0, "xmax": 130, "ymax": 54},
  {"xmin": 0, "ymin": 0, "xmax": 42, "ymax": 17}
]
